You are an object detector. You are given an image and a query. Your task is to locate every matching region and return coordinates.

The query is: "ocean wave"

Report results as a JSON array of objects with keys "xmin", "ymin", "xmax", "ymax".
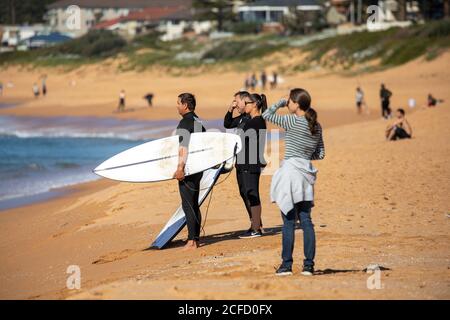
[
  {"xmin": 0, "ymin": 130, "xmax": 152, "ymax": 141},
  {"xmin": 0, "ymin": 116, "xmax": 180, "ymax": 141},
  {"xmin": 55, "ymin": 162, "xmax": 81, "ymax": 169},
  {"xmin": 0, "ymin": 172, "xmax": 98, "ymax": 203}
]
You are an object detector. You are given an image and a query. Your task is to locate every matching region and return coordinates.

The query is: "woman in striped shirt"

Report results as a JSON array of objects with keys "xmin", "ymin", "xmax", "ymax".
[{"xmin": 262, "ymin": 88, "xmax": 325, "ymax": 276}]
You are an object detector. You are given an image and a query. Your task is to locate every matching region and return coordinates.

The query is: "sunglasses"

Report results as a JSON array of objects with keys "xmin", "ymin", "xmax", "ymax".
[{"xmin": 244, "ymin": 101, "xmax": 255, "ymax": 106}]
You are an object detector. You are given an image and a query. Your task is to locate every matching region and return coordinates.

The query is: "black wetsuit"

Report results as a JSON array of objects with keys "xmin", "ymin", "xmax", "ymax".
[
  {"xmin": 390, "ymin": 122, "xmax": 411, "ymax": 140},
  {"xmin": 236, "ymin": 116, "xmax": 267, "ymax": 208},
  {"xmin": 224, "ymin": 111, "xmax": 266, "ymax": 220},
  {"xmin": 176, "ymin": 111, "xmax": 206, "ymax": 241},
  {"xmin": 380, "ymin": 88, "xmax": 392, "ymax": 119}
]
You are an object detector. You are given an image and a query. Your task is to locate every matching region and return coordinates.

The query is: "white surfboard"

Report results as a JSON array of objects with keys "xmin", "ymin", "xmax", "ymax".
[
  {"xmin": 150, "ymin": 162, "xmax": 227, "ymax": 249},
  {"xmin": 94, "ymin": 132, "xmax": 241, "ymax": 182}
]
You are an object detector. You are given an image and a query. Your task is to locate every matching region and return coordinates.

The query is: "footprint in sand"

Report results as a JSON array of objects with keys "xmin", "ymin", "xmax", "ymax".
[{"xmin": 92, "ymin": 249, "xmax": 134, "ymax": 265}]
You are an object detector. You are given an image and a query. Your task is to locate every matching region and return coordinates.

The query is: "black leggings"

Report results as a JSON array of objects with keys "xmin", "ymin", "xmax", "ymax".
[
  {"xmin": 236, "ymin": 168, "xmax": 262, "ymax": 220},
  {"xmin": 390, "ymin": 127, "xmax": 411, "ymax": 140},
  {"xmin": 178, "ymin": 172, "xmax": 203, "ymax": 241},
  {"xmin": 382, "ymin": 100, "xmax": 391, "ymax": 118}
]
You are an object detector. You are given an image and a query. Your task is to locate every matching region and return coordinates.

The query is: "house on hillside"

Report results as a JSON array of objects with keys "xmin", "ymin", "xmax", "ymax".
[
  {"xmin": 1, "ymin": 25, "xmax": 49, "ymax": 49},
  {"xmin": 328, "ymin": 0, "xmax": 422, "ymax": 27},
  {"xmin": 237, "ymin": 0, "xmax": 322, "ymax": 23},
  {"xmin": 93, "ymin": 6, "xmax": 212, "ymax": 41},
  {"xmin": 45, "ymin": 0, "xmax": 196, "ymax": 38}
]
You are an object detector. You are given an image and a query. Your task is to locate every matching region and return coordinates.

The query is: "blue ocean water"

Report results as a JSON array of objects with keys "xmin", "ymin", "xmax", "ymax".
[
  {"xmin": 0, "ymin": 134, "xmax": 143, "ymax": 206},
  {"xmin": 0, "ymin": 115, "xmax": 225, "ymax": 210}
]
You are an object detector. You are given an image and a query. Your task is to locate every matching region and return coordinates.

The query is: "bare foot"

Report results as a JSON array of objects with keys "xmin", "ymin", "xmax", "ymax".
[{"xmin": 182, "ymin": 240, "xmax": 199, "ymax": 251}]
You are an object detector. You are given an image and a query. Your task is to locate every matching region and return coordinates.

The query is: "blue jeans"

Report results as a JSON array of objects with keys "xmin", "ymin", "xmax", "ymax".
[{"xmin": 281, "ymin": 201, "xmax": 315, "ymax": 269}]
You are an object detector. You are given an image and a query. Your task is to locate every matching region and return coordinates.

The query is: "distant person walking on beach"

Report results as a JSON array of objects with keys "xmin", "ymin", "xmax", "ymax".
[
  {"xmin": 260, "ymin": 71, "xmax": 267, "ymax": 90},
  {"xmin": 385, "ymin": 108, "xmax": 412, "ymax": 141},
  {"xmin": 250, "ymin": 73, "xmax": 257, "ymax": 91},
  {"xmin": 174, "ymin": 93, "xmax": 206, "ymax": 250},
  {"xmin": 263, "ymin": 88, "xmax": 325, "ymax": 277},
  {"xmin": 117, "ymin": 90, "xmax": 126, "ymax": 112},
  {"xmin": 270, "ymin": 71, "xmax": 278, "ymax": 89},
  {"xmin": 244, "ymin": 75, "xmax": 251, "ymax": 91},
  {"xmin": 41, "ymin": 75, "xmax": 47, "ymax": 96},
  {"xmin": 144, "ymin": 93, "xmax": 154, "ymax": 107},
  {"xmin": 355, "ymin": 87, "xmax": 368, "ymax": 114},
  {"xmin": 236, "ymin": 93, "xmax": 267, "ymax": 239},
  {"xmin": 380, "ymin": 84, "xmax": 392, "ymax": 119},
  {"xmin": 0, "ymin": 81, "xmax": 3, "ymax": 96},
  {"xmin": 32, "ymin": 83, "xmax": 40, "ymax": 98}
]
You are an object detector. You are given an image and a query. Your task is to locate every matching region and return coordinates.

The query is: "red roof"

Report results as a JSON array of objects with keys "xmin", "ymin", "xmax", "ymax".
[
  {"xmin": 93, "ymin": 17, "xmax": 124, "ymax": 29},
  {"xmin": 124, "ymin": 7, "xmax": 182, "ymax": 22},
  {"xmin": 93, "ymin": 6, "xmax": 190, "ymax": 29}
]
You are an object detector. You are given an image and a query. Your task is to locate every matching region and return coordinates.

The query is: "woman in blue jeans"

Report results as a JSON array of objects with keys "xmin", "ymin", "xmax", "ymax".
[{"xmin": 262, "ymin": 88, "xmax": 325, "ymax": 276}]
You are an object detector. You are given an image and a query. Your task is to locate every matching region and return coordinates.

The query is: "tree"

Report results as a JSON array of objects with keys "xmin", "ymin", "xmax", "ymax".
[
  {"xmin": 283, "ymin": 7, "xmax": 326, "ymax": 35},
  {"xmin": 416, "ymin": 0, "xmax": 446, "ymax": 20},
  {"xmin": 397, "ymin": 0, "xmax": 407, "ymax": 21},
  {"xmin": 0, "ymin": 0, "xmax": 58, "ymax": 24},
  {"xmin": 444, "ymin": 0, "xmax": 450, "ymax": 18},
  {"xmin": 193, "ymin": 0, "xmax": 235, "ymax": 31}
]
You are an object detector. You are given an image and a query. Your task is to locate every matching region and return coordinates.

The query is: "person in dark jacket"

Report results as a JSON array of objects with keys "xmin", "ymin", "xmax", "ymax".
[
  {"xmin": 174, "ymin": 93, "xmax": 206, "ymax": 250},
  {"xmin": 237, "ymin": 93, "xmax": 267, "ymax": 239},
  {"xmin": 380, "ymin": 84, "xmax": 392, "ymax": 119}
]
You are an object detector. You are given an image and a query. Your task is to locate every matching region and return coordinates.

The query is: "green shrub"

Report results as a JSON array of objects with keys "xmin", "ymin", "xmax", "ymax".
[{"xmin": 55, "ymin": 30, "xmax": 126, "ymax": 58}]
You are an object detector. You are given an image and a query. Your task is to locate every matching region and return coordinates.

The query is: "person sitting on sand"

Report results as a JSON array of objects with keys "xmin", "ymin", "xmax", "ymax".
[
  {"xmin": 144, "ymin": 93, "xmax": 154, "ymax": 107},
  {"xmin": 386, "ymin": 108, "xmax": 412, "ymax": 141},
  {"xmin": 118, "ymin": 90, "xmax": 125, "ymax": 112},
  {"xmin": 262, "ymin": 88, "xmax": 325, "ymax": 277},
  {"xmin": 427, "ymin": 93, "xmax": 444, "ymax": 107},
  {"xmin": 173, "ymin": 93, "xmax": 206, "ymax": 250}
]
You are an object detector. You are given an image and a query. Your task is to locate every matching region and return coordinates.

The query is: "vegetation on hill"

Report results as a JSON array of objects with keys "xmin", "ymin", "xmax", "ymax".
[
  {"xmin": 1, "ymin": 19, "xmax": 449, "ymax": 73},
  {"xmin": 297, "ymin": 18, "xmax": 450, "ymax": 71}
]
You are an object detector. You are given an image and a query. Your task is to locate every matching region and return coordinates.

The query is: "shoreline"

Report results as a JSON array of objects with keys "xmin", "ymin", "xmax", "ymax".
[{"xmin": 0, "ymin": 106, "xmax": 379, "ymax": 212}]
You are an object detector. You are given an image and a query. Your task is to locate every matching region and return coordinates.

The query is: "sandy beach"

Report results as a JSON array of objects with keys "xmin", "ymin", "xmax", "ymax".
[{"xmin": 0, "ymin": 52, "xmax": 449, "ymax": 299}]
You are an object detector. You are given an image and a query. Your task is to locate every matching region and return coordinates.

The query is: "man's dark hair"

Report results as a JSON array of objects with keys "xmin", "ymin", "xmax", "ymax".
[
  {"xmin": 178, "ymin": 93, "xmax": 196, "ymax": 111},
  {"xmin": 397, "ymin": 108, "xmax": 405, "ymax": 115},
  {"xmin": 234, "ymin": 91, "xmax": 251, "ymax": 100}
]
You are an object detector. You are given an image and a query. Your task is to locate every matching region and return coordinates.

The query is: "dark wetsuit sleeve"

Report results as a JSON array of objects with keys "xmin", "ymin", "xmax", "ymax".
[
  {"xmin": 224, "ymin": 111, "xmax": 242, "ymax": 129},
  {"xmin": 176, "ymin": 119, "xmax": 192, "ymax": 148}
]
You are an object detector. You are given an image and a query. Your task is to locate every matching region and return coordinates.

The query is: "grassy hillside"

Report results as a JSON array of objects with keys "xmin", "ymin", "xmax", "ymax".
[
  {"xmin": 1, "ymin": 19, "xmax": 449, "ymax": 73},
  {"xmin": 297, "ymin": 19, "xmax": 450, "ymax": 72}
]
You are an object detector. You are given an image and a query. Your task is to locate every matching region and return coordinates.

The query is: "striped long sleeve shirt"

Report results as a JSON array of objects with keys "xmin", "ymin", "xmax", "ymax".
[{"xmin": 262, "ymin": 99, "xmax": 325, "ymax": 160}]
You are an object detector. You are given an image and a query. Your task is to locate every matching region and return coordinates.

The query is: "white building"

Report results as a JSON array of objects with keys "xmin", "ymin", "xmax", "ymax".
[
  {"xmin": 238, "ymin": 0, "xmax": 322, "ymax": 23},
  {"xmin": 45, "ymin": 0, "xmax": 193, "ymax": 38},
  {"xmin": 1, "ymin": 25, "xmax": 49, "ymax": 47}
]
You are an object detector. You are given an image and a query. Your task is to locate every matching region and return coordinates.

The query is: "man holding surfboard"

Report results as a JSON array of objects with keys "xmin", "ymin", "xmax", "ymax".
[{"xmin": 174, "ymin": 93, "xmax": 206, "ymax": 250}]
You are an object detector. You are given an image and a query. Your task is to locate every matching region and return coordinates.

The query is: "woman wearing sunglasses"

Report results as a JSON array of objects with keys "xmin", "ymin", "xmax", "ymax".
[
  {"xmin": 262, "ymin": 88, "xmax": 325, "ymax": 276},
  {"xmin": 237, "ymin": 93, "xmax": 268, "ymax": 239}
]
